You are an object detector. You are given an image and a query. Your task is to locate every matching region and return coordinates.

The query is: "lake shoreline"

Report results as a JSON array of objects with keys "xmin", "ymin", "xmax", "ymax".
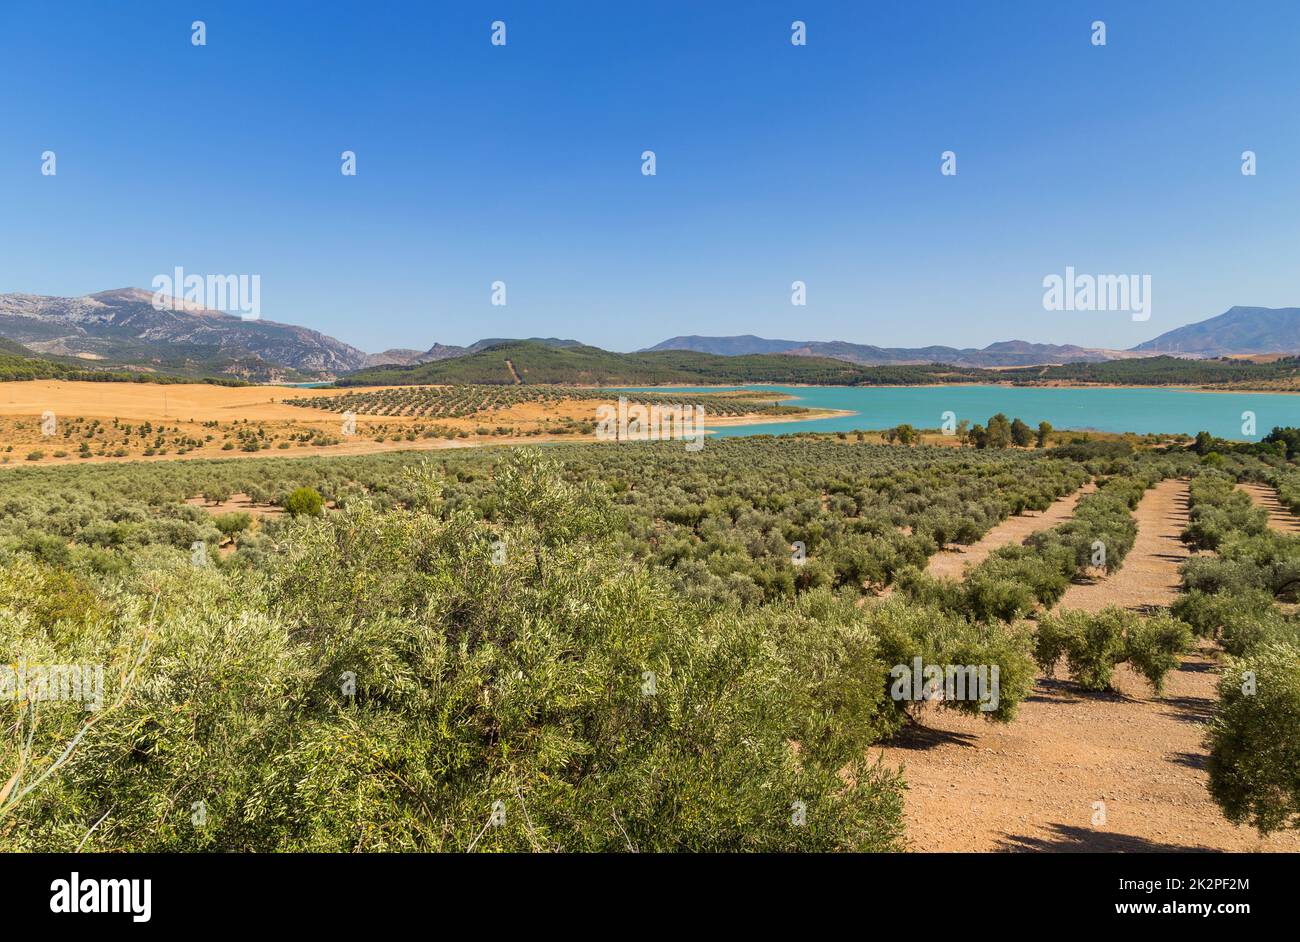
[{"xmin": 616, "ymin": 381, "xmax": 1300, "ymax": 395}]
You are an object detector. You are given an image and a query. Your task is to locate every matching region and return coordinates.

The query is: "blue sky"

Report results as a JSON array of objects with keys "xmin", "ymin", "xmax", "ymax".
[{"xmin": 1, "ymin": 1, "xmax": 1297, "ymax": 354}]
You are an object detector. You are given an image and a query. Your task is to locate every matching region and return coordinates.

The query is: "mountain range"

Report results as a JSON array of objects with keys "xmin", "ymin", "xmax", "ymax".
[
  {"xmin": 0, "ymin": 288, "xmax": 367, "ymax": 381},
  {"xmin": 644, "ymin": 308, "xmax": 1300, "ymax": 365},
  {"xmin": 643, "ymin": 336, "xmax": 1117, "ymax": 367},
  {"xmin": 1130, "ymin": 307, "xmax": 1300, "ymax": 356},
  {"xmin": 0, "ymin": 289, "xmax": 1296, "ymax": 381}
]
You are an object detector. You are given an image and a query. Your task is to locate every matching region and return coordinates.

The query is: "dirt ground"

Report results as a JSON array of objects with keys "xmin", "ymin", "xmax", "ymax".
[
  {"xmin": 0, "ymin": 380, "xmax": 838, "ymax": 468},
  {"xmin": 1054, "ymin": 478, "xmax": 1191, "ymax": 613},
  {"xmin": 873, "ymin": 647, "xmax": 1297, "ymax": 851},
  {"xmin": 925, "ymin": 483, "xmax": 1096, "ymax": 581},
  {"xmin": 183, "ymin": 493, "xmax": 285, "ymax": 518},
  {"xmin": 876, "ymin": 478, "xmax": 1299, "ymax": 851},
  {"xmin": 1238, "ymin": 481, "xmax": 1300, "ymax": 535}
]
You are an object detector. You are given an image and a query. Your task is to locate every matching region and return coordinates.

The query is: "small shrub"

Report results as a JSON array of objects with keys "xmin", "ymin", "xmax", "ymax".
[
  {"xmin": 283, "ymin": 486, "xmax": 324, "ymax": 517},
  {"xmin": 1035, "ymin": 608, "xmax": 1190, "ymax": 694}
]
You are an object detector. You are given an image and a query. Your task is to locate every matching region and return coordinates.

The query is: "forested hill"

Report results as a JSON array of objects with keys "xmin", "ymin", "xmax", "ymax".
[
  {"xmin": 1001, "ymin": 356, "xmax": 1300, "ymax": 387},
  {"xmin": 341, "ymin": 342, "xmax": 1300, "ymax": 390},
  {"xmin": 339, "ymin": 341, "xmax": 872, "ymax": 386},
  {"xmin": 0, "ymin": 336, "xmax": 249, "ymax": 386}
]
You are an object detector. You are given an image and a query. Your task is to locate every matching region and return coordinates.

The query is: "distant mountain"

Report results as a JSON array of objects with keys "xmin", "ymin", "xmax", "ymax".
[
  {"xmin": 363, "ymin": 348, "xmax": 434, "ymax": 368},
  {"xmin": 362, "ymin": 343, "xmax": 473, "ymax": 368},
  {"xmin": 0, "ymin": 288, "xmax": 367, "ymax": 380},
  {"xmin": 0, "ymin": 290, "xmax": 604, "ymax": 382},
  {"xmin": 342, "ymin": 340, "xmax": 869, "ymax": 387},
  {"xmin": 363, "ymin": 337, "xmax": 581, "ymax": 368},
  {"xmin": 8, "ymin": 289, "xmax": 1299, "ymax": 385},
  {"xmin": 0, "ymin": 329, "xmax": 250, "ymax": 385},
  {"xmin": 644, "ymin": 335, "xmax": 803, "ymax": 356},
  {"xmin": 792, "ymin": 339, "xmax": 1111, "ymax": 367},
  {"xmin": 1131, "ymin": 306, "xmax": 1300, "ymax": 356},
  {"xmin": 468, "ymin": 337, "xmax": 583, "ymax": 352},
  {"xmin": 647, "ymin": 335, "xmax": 1111, "ymax": 367}
]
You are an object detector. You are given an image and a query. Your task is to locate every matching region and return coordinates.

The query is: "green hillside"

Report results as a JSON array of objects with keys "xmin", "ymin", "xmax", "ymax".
[
  {"xmin": 340, "ymin": 341, "xmax": 871, "ymax": 386},
  {"xmin": 1006, "ymin": 355, "xmax": 1300, "ymax": 386},
  {"xmin": 0, "ymin": 337, "xmax": 248, "ymax": 386}
]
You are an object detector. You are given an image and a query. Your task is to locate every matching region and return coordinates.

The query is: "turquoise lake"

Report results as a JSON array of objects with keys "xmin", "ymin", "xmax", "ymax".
[{"xmin": 617, "ymin": 385, "xmax": 1298, "ymax": 441}]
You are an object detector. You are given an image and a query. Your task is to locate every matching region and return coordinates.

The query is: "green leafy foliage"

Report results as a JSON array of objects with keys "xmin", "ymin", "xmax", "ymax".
[
  {"xmin": 282, "ymin": 486, "xmax": 324, "ymax": 517},
  {"xmin": 1034, "ymin": 608, "xmax": 1191, "ymax": 694},
  {"xmin": 1207, "ymin": 642, "xmax": 1300, "ymax": 835},
  {"xmin": 2, "ymin": 453, "xmax": 913, "ymax": 851}
]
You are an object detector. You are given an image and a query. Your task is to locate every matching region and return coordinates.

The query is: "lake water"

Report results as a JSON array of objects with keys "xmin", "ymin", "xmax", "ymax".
[{"xmin": 617, "ymin": 385, "xmax": 1298, "ymax": 441}]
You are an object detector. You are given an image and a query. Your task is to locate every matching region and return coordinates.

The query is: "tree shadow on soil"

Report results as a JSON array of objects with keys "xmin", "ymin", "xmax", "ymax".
[
  {"xmin": 1161, "ymin": 694, "xmax": 1215, "ymax": 725},
  {"xmin": 996, "ymin": 823, "xmax": 1214, "ymax": 853},
  {"xmin": 1168, "ymin": 750, "xmax": 1207, "ymax": 771},
  {"xmin": 883, "ymin": 720, "xmax": 980, "ymax": 751},
  {"xmin": 1027, "ymin": 676, "xmax": 1137, "ymax": 705}
]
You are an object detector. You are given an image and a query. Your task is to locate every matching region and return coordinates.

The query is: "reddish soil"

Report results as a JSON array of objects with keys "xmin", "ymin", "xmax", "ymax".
[
  {"xmin": 926, "ymin": 483, "xmax": 1095, "ymax": 581},
  {"xmin": 1238, "ymin": 482, "xmax": 1300, "ymax": 535},
  {"xmin": 1054, "ymin": 478, "xmax": 1191, "ymax": 613},
  {"xmin": 874, "ymin": 478, "xmax": 1300, "ymax": 851},
  {"xmin": 184, "ymin": 493, "xmax": 284, "ymax": 518}
]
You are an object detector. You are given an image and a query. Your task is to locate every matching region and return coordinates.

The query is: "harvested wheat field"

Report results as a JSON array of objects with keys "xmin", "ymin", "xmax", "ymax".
[
  {"xmin": 0, "ymin": 380, "xmax": 825, "ymax": 467},
  {"xmin": 926, "ymin": 483, "xmax": 1097, "ymax": 581},
  {"xmin": 1238, "ymin": 481, "xmax": 1300, "ymax": 534},
  {"xmin": 0, "ymin": 380, "xmax": 351, "ymax": 422},
  {"xmin": 875, "ymin": 477, "xmax": 1300, "ymax": 851}
]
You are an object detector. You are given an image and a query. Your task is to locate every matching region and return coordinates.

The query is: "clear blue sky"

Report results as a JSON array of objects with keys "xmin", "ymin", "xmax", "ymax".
[{"xmin": 2, "ymin": 1, "xmax": 1297, "ymax": 354}]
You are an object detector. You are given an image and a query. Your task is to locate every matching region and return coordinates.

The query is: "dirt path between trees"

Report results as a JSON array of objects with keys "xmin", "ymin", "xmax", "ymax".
[
  {"xmin": 1238, "ymin": 482, "xmax": 1300, "ymax": 535},
  {"xmin": 875, "ymin": 477, "xmax": 1300, "ymax": 851},
  {"xmin": 1053, "ymin": 478, "xmax": 1191, "ymax": 613},
  {"xmin": 925, "ymin": 483, "xmax": 1096, "ymax": 581}
]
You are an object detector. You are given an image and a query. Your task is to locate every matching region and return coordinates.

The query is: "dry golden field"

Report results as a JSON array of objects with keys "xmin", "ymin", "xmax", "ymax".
[{"xmin": 0, "ymin": 381, "xmax": 834, "ymax": 466}]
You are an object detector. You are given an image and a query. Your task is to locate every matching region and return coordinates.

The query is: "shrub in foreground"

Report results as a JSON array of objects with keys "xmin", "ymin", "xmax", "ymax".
[
  {"xmin": 1035, "ymin": 607, "xmax": 1191, "ymax": 694},
  {"xmin": 1, "ymin": 454, "xmax": 907, "ymax": 852},
  {"xmin": 1206, "ymin": 642, "xmax": 1300, "ymax": 834}
]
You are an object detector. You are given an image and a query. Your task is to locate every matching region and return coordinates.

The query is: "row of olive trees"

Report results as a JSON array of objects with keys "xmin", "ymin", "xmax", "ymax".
[
  {"xmin": 0, "ymin": 438, "xmax": 1092, "ymax": 609},
  {"xmin": 1173, "ymin": 467, "xmax": 1300, "ymax": 834},
  {"xmin": 879, "ymin": 415, "xmax": 1052, "ymax": 449}
]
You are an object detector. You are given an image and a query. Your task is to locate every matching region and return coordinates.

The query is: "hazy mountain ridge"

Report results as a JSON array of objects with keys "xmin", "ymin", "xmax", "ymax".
[
  {"xmin": 342, "ymin": 340, "xmax": 870, "ymax": 387},
  {"xmin": 650, "ymin": 307, "xmax": 1300, "ymax": 366},
  {"xmin": 3, "ymin": 291, "xmax": 1298, "ymax": 382},
  {"xmin": 644, "ymin": 335, "xmax": 804, "ymax": 356},
  {"xmin": 1133, "ymin": 306, "xmax": 1300, "ymax": 356},
  {"xmin": 0, "ymin": 288, "xmax": 368, "ymax": 379},
  {"xmin": 650, "ymin": 335, "xmax": 1112, "ymax": 367},
  {"xmin": 363, "ymin": 337, "xmax": 582, "ymax": 368}
]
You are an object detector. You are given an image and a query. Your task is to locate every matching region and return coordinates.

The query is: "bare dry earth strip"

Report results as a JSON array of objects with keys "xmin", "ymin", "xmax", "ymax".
[
  {"xmin": 1052, "ymin": 477, "xmax": 1191, "ymax": 613},
  {"xmin": 874, "ymin": 478, "xmax": 1300, "ymax": 851},
  {"xmin": 1237, "ymin": 482, "xmax": 1300, "ymax": 535},
  {"xmin": 924, "ymin": 483, "xmax": 1097, "ymax": 581}
]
